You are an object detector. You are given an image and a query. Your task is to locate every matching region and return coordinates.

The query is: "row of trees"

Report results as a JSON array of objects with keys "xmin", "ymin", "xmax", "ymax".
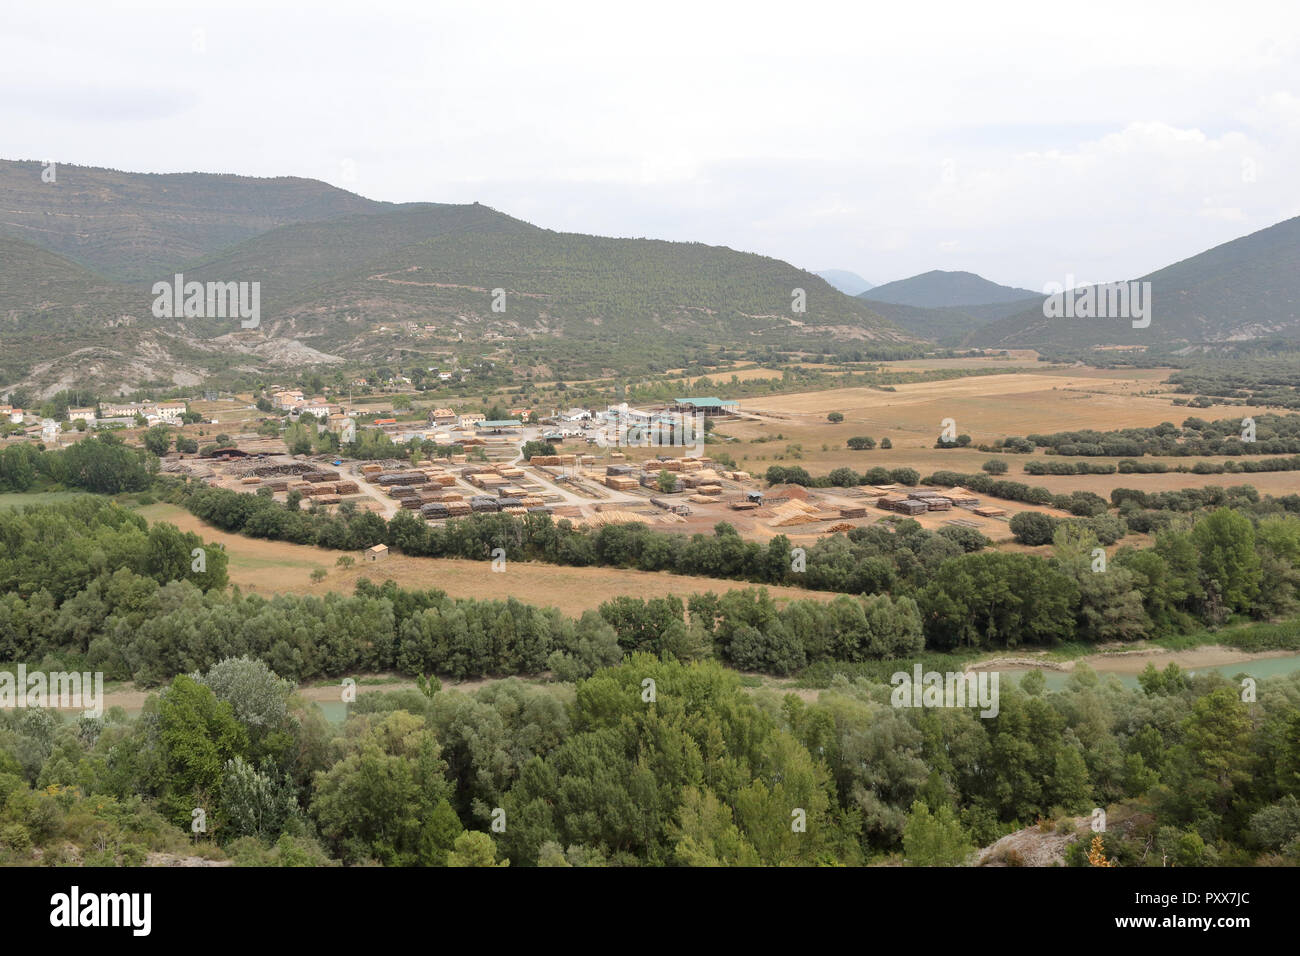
[
  {"xmin": 15, "ymin": 494, "xmax": 1300, "ymax": 688},
  {"xmin": 1018, "ymin": 412, "xmax": 1300, "ymax": 457}
]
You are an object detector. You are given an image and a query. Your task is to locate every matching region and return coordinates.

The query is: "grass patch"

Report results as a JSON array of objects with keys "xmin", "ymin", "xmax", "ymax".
[
  {"xmin": 0, "ymin": 490, "xmax": 90, "ymax": 509},
  {"xmin": 1149, "ymin": 617, "xmax": 1300, "ymax": 653}
]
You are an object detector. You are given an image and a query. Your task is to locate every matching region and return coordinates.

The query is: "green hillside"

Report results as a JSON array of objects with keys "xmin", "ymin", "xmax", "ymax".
[
  {"xmin": 857, "ymin": 296, "xmax": 1042, "ymax": 343},
  {"xmin": 0, "ymin": 159, "xmax": 385, "ymax": 280},
  {"xmin": 0, "ymin": 238, "xmax": 152, "ymax": 386},
  {"xmin": 972, "ymin": 215, "xmax": 1300, "ymax": 350},
  {"xmin": 0, "ymin": 166, "xmax": 913, "ymax": 392},
  {"xmin": 863, "ymin": 270, "xmax": 1037, "ymax": 308},
  {"xmin": 188, "ymin": 210, "xmax": 912, "ymax": 365}
]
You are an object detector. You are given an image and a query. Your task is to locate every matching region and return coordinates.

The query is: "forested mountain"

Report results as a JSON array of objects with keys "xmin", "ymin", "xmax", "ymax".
[
  {"xmin": 863, "ymin": 270, "xmax": 1038, "ymax": 308},
  {"xmin": 0, "ymin": 160, "xmax": 384, "ymax": 280},
  {"xmin": 232, "ymin": 216, "xmax": 909, "ymax": 357},
  {"xmin": 856, "ymin": 297, "xmax": 1043, "ymax": 344},
  {"xmin": 972, "ymin": 215, "xmax": 1300, "ymax": 350},
  {"xmin": 0, "ymin": 160, "xmax": 911, "ymax": 394},
  {"xmin": 0, "ymin": 238, "xmax": 157, "ymax": 388}
]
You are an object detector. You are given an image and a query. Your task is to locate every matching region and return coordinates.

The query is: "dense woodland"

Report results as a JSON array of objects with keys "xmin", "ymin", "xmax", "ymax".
[
  {"xmin": 3, "ymin": 438, "xmax": 1300, "ymax": 866},
  {"xmin": 3, "ymin": 645, "xmax": 1299, "ymax": 867}
]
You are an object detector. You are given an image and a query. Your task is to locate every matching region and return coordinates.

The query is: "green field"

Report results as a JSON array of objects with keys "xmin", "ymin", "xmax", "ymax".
[{"xmin": 0, "ymin": 490, "xmax": 92, "ymax": 509}]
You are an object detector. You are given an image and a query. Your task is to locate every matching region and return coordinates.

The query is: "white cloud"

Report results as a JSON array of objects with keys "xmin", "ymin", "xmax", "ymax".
[{"xmin": 1, "ymin": 0, "xmax": 1298, "ymax": 287}]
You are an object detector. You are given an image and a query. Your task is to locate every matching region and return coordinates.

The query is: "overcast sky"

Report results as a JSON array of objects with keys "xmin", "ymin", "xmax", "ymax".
[{"xmin": 4, "ymin": 0, "xmax": 1299, "ymax": 290}]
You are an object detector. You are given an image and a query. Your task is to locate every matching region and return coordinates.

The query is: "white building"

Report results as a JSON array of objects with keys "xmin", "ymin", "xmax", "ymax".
[
  {"xmin": 67, "ymin": 407, "xmax": 97, "ymax": 423},
  {"xmin": 154, "ymin": 402, "xmax": 187, "ymax": 422}
]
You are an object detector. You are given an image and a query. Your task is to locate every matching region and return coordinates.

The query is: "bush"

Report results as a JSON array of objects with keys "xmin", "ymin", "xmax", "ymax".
[
  {"xmin": 937, "ymin": 525, "xmax": 990, "ymax": 552},
  {"xmin": 1009, "ymin": 511, "xmax": 1060, "ymax": 546},
  {"xmin": 982, "ymin": 459, "xmax": 1008, "ymax": 475}
]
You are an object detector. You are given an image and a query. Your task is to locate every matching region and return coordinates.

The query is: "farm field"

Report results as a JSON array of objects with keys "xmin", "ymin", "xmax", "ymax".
[
  {"xmin": 131, "ymin": 503, "xmax": 845, "ymax": 614},
  {"xmin": 714, "ymin": 365, "xmax": 1272, "ymax": 476}
]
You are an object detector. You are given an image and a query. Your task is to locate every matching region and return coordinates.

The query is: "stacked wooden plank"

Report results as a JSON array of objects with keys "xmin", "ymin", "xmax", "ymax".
[
  {"xmin": 767, "ymin": 499, "xmax": 824, "ymax": 527},
  {"xmin": 878, "ymin": 495, "xmax": 928, "ymax": 515},
  {"xmin": 945, "ymin": 487, "xmax": 981, "ymax": 506},
  {"xmin": 582, "ymin": 509, "xmax": 653, "ymax": 527},
  {"xmin": 375, "ymin": 471, "xmax": 426, "ymax": 486}
]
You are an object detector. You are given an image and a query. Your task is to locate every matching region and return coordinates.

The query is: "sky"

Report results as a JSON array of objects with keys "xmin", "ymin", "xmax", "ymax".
[{"xmin": 3, "ymin": 0, "xmax": 1300, "ymax": 291}]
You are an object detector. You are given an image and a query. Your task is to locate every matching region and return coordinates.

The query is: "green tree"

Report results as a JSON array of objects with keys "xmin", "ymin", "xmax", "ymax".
[
  {"xmin": 902, "ymin": 801, "xmax": 974, "ymax": 866},
  {"xmin": 1190, "ymin": 508, "xmax": 1261, "ymax": 612},
  {"xmin": 143, "ymin": 426, "xmax": 172, "ymax": 457},
  {"xmin": 447, "ymin": 830, "xmax": 509, "ymax": 867},
  {"xmin": 157, "ymin": 675, "xmax": 250, "ymax": 828}
]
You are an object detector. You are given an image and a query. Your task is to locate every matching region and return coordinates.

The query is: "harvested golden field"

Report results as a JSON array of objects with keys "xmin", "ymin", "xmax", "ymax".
[
  {"xmin": 1006, "ymin": 466, "xmax": 1300, "ymax": 498},
  {"xmin": 133, "ymin": 504, "xmax": 843, "ymax": 614},
  {"xmin": 720, "ymin": 365, "xmax": 1270, "ymax": 477}
]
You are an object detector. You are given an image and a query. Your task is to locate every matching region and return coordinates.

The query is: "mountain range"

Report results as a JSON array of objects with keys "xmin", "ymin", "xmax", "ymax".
[
  {"xmin": 0, "ymin": 160, "xmax": 909, "ymax": 395},
  {"xmin": 4, "ymin": 156, "xmax": 1300, "ymax": 396},
  {"xmin": 855, "ymin": 271, "xmax": 1042, "ymax": 343},
  {"xmin": 970, "ymin": 216, "xmax": 1300, "ymax": 350},
  {"xmin": 815, "ymin": 270, "xmax": 875, "ymax": 296}
]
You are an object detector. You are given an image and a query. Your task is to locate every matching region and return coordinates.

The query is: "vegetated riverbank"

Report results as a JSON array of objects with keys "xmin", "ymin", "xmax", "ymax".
[{"xmin": 18, "ymin": 630, "xmax": 1300, "ymax": 716}]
